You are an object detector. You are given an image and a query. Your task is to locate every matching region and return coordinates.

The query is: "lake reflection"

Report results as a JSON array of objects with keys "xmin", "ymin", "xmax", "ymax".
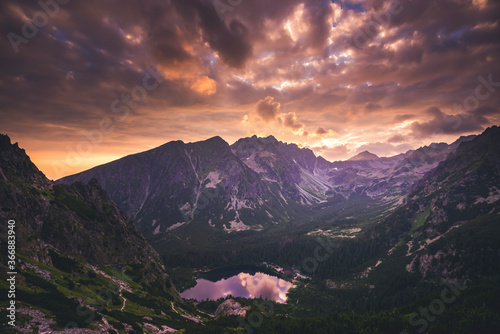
[{"xmin": 181, "ymin": 272, "xmax": 294, "ymax": 303}]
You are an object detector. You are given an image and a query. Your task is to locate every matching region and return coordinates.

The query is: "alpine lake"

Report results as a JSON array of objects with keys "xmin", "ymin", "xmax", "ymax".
[{"xmin": 180, "ymin": 265, "xmax": 295, "ymax": 304}]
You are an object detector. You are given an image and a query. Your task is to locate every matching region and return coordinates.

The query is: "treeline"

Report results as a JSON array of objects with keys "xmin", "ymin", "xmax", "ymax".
[{"xmin": 162, "ymin": 231, "xmax": 385, "ymax": 281}]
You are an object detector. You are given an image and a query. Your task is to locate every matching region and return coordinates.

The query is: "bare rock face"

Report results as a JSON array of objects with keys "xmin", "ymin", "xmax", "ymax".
[{"xmin": 215, "ymin": 299, "xmax": 251, "ymax": 317}]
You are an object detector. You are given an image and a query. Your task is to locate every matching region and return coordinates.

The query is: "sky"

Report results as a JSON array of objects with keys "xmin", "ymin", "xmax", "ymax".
[{"xmin": 1, "ymin": 0, "xmax": 499, "ymax": 180}]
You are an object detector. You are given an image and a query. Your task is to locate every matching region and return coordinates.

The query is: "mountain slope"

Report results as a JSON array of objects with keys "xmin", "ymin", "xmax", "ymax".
[
  {"xmin": 2, "ymin": 127, "xmax": 497, "ymax": 332},
  {"xmin": 0, "ymin": 134, "xmax": 203, "ymax": 332},
  {"xmin": 231, "ymin": 135, "xmax": 333, "ymax": 205},
  {"xmin": 0, "ymin": 134, "xmax": 168, "ymax": 283},
  {"xmin": 367, "ymin": 126, "xmax": 500, "ymax": 285}
]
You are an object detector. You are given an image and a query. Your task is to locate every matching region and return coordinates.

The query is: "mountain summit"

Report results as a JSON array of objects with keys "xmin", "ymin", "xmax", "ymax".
[{"xmin": 347, "ymin": 150, "xmax": 379, "ymax": 161}]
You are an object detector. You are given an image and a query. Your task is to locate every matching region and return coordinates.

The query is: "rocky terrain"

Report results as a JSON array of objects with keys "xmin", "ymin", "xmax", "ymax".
[{"xmin": 57, "ymin": 133, "xmax": 475, "ymax": 243}]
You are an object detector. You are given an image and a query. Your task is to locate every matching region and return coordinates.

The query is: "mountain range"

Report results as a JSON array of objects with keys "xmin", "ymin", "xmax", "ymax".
[
  {"xmin": 2, "ymin": 126, "xmax": 499, "ymax": 333},
  {"xmin": 58, "ymin": 132, "xmax": 476, "ymax": 241}
]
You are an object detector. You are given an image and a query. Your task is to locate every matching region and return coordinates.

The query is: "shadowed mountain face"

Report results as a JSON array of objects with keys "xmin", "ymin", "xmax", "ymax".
[
  {"xmin": 367, "ymin": 126, "xmax": 500, "ymax": 283},
  {"xmin": 0, "ymin": 134, "xmax": 172, "ymax": 288},
  {"xmin": 57, "ymin": 133, "xmax": 475, "ymax": 240}
]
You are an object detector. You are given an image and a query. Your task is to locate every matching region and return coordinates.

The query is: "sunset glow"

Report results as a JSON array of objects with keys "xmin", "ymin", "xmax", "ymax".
[{"xmin": 1, "ymin": 0, "xmax": 499, "ymax": 179}]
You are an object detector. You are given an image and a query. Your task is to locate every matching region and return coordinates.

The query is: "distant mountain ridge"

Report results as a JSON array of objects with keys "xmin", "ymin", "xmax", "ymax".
[{"xmin": 57, "ymin": 133, "xmax": 475, "ymax": 240}]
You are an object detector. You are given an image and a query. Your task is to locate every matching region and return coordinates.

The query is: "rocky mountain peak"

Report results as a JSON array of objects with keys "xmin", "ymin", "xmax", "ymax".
[
  {"xmin": 348, "ymin": 151, "xmax": 379, "ymax": 161},
  {"xmin": 0, "ymin": 133, "xmax": 12, "ymax": 148},
  {"xmin": 263, "ymin": 135, "xmax": 278, "ymax": 142},
  {"xmin": 205, "ymin": 135, "xmax": 227, "ymax": 145},
  {"xmin": 0, "ymin": 134, "xmax": 48, "ymax": 187}
]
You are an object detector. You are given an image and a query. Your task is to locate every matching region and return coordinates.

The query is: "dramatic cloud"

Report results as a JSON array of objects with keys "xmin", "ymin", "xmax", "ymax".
[
  {"xmin": 171, "ymin": 0, "xmax": 253, "ymax": 68},
  {"xmin": 256, "ymin": 96, "xmax": 281, "ymax": 122},
  {"xmin": 1, "ymin": 0, "xmax": 499, "ymax": 178},
  {"xmin": 409, "ymin": 107, "xmax": 485, "ymax": 138}
]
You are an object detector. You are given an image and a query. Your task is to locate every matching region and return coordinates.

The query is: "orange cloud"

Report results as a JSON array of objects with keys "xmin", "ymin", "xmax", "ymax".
[{"xmin": 190, "ymin": 76, "xmax": 217, "ymax": 96}]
